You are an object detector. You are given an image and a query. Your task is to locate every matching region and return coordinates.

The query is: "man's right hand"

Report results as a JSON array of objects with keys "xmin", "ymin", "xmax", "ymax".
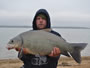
[
  {"xmin": 15, "ymin": 48, "xmax": 21, "ymax": 51},
  {"xmin": 15, "ymin": 48, "xmax": 30, "ymax": 54}
]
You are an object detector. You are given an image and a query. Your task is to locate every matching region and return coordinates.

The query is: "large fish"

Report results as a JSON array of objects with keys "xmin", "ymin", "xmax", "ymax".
[{"xmin": 7, "ymin": 30, "xmax": 87, "ymax": 63}]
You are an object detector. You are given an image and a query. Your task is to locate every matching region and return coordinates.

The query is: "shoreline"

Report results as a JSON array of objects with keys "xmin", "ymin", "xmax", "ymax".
[{"xmin": 0, "ymin": 56, "xmax": 90, "ymax": 68}]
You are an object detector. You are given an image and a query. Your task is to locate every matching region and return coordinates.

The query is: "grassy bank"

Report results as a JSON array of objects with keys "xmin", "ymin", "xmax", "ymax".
[{"xmin": 0, "ymin": 56, "xmax": 90, "ymax": 68}]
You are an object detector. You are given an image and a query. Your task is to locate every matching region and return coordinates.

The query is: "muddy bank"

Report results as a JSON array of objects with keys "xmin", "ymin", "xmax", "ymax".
[{"xmin": 0, "ymin": 56, "xmax": 90, "ymax": 68}]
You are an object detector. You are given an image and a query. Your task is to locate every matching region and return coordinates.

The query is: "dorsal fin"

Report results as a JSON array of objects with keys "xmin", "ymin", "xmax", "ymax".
[{"xmin": 42, "ymin": 28, "xmax": 52, "ymax": 32}]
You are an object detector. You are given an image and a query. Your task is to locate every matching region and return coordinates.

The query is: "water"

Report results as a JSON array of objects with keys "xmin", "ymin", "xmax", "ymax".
[{"xmin": 0, "ymin": 28, "xmax": 90, "ymax": 59}]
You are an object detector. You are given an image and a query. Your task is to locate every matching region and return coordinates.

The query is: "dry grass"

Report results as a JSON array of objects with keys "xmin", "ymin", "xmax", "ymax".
[
  {"xmin": 57, "ymin": 56, "xmax": 90, "ymax": 68},
  {"xmin": 0, "ymin": 59, "xmax": 23, "ymax": 68},
  {"xmin": 0, "ymin": 56, "xmax": 90, "ymax": 68}
]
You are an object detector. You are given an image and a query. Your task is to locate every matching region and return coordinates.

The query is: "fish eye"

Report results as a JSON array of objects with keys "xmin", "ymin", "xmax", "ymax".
[{"xmin": 11, "ymin": 40, "xmax": 14, "ymax": 43}]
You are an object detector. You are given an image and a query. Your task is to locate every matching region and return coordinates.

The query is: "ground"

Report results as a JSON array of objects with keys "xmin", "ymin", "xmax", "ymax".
[{"xmin": 0, "ymin": 56, "xmax": 90, "ymax": 68}]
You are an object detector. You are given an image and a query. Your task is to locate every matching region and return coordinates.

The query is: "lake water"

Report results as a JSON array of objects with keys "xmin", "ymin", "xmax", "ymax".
[{"xmin": 0, "ymin": 28, "xmax": 90, "ymax": 59}]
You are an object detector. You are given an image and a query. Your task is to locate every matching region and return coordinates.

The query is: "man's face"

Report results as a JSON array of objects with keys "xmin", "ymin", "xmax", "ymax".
[{"xmin": 36, "ymin": 16, "xmax": 47, "ymax": 29}]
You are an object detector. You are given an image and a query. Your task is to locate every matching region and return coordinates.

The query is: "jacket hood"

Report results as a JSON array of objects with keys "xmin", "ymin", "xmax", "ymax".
[{"xmin": 32, "ymin": 9, "xmax": 51, "ymax": 30}]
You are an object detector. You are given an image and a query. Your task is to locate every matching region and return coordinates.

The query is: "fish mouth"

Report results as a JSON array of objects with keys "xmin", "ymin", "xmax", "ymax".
[{"xmin": 6, "ymin": 44, "xmax": 16, "ymax": 50}]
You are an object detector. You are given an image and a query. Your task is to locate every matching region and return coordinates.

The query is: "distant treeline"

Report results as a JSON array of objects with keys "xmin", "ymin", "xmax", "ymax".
[{"xmin": 0, "ymin": 25, "xmax": 90, "ymax": 29}]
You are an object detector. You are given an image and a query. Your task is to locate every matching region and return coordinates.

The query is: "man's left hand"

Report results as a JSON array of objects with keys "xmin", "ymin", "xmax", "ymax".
[{"xmin": 48, "ymin": 47, "xmax": 61, "ymax": 57}]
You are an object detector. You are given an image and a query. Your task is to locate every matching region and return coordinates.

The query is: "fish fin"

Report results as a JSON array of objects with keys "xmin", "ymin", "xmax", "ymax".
[
  {"xmin": 42, "ymin": 28, "xmax": 52, "ymax": 32},
  {"xmin": 70, "ymin": 49, "xmax": 81, "ymax": 63},
  {"xmin": 62, "ymin": 51, "xmax": 70, "ymax": 57},
  {"xmin": 70, "ymin": 43, "xmax": 87, "ymax": 63}
]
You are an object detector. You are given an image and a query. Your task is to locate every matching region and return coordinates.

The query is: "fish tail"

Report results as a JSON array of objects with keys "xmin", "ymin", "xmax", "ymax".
[{"xmin": 69, "ymin": 43, "xmax": 87, "ymax": 64}]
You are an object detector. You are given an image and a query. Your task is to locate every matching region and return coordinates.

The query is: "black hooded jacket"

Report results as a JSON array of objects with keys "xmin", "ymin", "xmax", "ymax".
[
  {"xmin": 32, "ymin": 9, "xmax": 51, "ymax": 30},
  {"xmin": 20, "ymin": 9, "xmax": 61, "ymax": 68}
]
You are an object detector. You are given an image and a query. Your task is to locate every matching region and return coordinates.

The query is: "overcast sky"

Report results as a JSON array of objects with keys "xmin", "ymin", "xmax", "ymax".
[{"xmin": 0, "ymin": 0, "xmax": 90, "ymax": 27}]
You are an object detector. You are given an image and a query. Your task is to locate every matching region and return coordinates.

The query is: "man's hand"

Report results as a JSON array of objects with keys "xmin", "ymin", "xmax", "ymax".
[
  {"xmin": 48, "ymin": 47, "xmax": 61, "ymax": 57},
  {"xmin": 15, "ymin": 48, "xmax": 29, "ymax": 54}
]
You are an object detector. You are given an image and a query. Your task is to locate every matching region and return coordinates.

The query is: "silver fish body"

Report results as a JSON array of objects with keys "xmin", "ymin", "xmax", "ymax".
[{"xmin": 7, "ymin": 30, "xmax": 87, "ymax": 63}]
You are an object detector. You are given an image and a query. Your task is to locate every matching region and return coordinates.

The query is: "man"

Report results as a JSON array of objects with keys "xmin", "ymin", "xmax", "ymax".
[{"xmin": 16, "ymin": 9, "xmax": 61, "ymax": 68}]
